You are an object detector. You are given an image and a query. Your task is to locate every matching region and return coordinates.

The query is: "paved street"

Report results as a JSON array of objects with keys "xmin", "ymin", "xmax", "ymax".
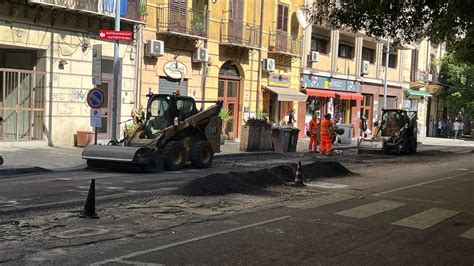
[{"xmin": 0, "ymin": 140, "xmax": 473, "ymax": 264}]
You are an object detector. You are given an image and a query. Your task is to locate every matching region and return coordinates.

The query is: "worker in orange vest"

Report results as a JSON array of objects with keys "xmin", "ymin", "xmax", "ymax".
[
  {"xmin": 320, "ymin": 113, "xmax": 334, "ymax": 156},
  {"xmin": 308, "ymin": 114, "xmax": 319, "ymax": 153}
]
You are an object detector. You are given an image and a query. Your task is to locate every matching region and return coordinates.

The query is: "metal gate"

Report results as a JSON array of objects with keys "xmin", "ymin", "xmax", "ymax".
[
  {"xmin": 0, "ymin": 68, "xmax": 45, "ymax": 141},
  {"xmin": 159, "ymin": 76, "xmax": 188, "ymax": 96}
]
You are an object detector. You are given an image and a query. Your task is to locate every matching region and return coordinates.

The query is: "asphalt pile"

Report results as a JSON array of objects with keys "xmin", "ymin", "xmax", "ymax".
[{"xmin": 176, "ymin": 161, "xmax": 352, "ymax": 196}]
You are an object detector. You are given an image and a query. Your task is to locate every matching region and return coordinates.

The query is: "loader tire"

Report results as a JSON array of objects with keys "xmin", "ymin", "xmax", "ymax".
[
  {"xmin": 163, "ymin": 141, "xmax": 186, "ymax": 171},
  {"xmin": 190, "ymin": 141, "xmax": 214, "ymax": 169}
]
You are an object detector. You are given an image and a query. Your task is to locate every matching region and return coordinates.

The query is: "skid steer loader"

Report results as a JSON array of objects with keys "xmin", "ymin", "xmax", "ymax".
[
  {"xmin": 82, "ymin": 92, "xmax": 223, "ymax": 172},
  {"xmin": 357, "ymin": 109, "xmax": 417, "ymax": 155}
]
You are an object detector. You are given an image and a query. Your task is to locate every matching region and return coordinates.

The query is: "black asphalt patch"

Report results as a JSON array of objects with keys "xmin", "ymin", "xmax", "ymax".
[
  {"xmin": 176, "ymin": 161, "xmax": 352, "ymax": 196},
  {"xmin": 0, "ymin": 167, "xmax": 52, "ymax": 177}
]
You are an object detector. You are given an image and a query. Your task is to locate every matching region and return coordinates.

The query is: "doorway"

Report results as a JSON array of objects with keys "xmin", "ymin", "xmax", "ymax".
[{"xmin": 218, "ymin": 62, "xmax": 241, "ymax": 139}]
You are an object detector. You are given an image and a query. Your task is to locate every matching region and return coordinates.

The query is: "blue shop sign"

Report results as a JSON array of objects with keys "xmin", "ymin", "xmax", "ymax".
[{"xmin": 302, "ymin": 74, "xmax": 360, "ymax": 92}]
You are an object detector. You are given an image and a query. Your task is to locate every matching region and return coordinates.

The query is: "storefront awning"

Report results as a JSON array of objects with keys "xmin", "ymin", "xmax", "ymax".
[
  {"xmin": 263, "ymin": 86, "xmax": 308, "ymax": 102},
  {"xmin": 405, "ymin": 88, "xmax": 432, "ymax": 98},
  {"xmin": 336, "ymin": 92, "xmax": 364, "ymax": 101},
  {"xmin": 305, "ymin": 89, "xmax": 336, "ymax": 98}
]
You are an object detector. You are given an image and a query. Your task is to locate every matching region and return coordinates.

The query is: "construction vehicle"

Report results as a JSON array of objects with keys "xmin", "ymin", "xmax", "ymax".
[
  {"xmin": 82, "ymin": 92, "xmax": 223, "ymax": 172},
  {"xmin": 358, "ymin": 109, "xmax": 417, "ymax": 154}
]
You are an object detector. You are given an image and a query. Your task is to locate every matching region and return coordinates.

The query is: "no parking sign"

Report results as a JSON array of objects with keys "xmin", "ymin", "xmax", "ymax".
[{"xmin": 87, "ymin": 88, "xmax": 105, "ymax": 109}]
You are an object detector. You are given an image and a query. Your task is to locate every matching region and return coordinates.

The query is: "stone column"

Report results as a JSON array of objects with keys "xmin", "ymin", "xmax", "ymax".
[{"xmin": 330, "ymin": 30, "xmax": 339, "ymax": 72}]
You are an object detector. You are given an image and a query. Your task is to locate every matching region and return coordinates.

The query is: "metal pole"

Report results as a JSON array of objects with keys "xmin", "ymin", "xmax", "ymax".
[
  {"xmin": 255, "ymin": 0, "xmax": 264, "ymax": 113},
  {"xmin": 383, "ymin": 38, "xmax": 390, "ymax": 109},
  {"xmin": 111, "ymin": 0, "xmax": 121, "ymax": 142}
]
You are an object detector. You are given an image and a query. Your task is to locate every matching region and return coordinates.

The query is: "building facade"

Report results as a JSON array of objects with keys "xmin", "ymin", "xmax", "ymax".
[
  {"xmin": 0, "ymin": 0, "xmax": 143, "ymax": 146},
  {"xmin": 402, "ymin": 39, "xmax": 446, "ymax": 137},
  {"xmin": 141, "ymin": 0, "xmax": 306, "ymax": 140},
  {"xmin": 301, "ymin": 22, "xmax": 406, "ymax": 137}
]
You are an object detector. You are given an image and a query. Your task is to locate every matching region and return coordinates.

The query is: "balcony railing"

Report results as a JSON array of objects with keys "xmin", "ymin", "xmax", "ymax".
[
  {"xmin": 220, "ymin": 19, "xmax": 260, "ymax": 48},
  {"xmin": 156, "ymin": 5, "xmax": 209, "ymax": 38},
  {"xmin": 269, "ymin": 31, "xmax": 302, "ymax": 57},
  {"xmin": 27, "ymin": 0, "xmax": 145, "ymax": 22}
]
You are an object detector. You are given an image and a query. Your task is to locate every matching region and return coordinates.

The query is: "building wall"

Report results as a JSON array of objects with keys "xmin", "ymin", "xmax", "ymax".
[
  {"xmin": 142, "ymin": 0, "xmax": 304, "ymax": 139},
  {"xmin": 0, "ymin": 2, "xmax": 139, "ymax": 146}
]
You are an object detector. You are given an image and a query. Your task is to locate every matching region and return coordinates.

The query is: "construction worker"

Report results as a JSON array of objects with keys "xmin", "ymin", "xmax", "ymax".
[
  {"xmin": 320, "ymin": 113, "xmax": 334, "ymax": 156},
  {"xmin": 308, "ymin": 114, "xmax": 319, "ymax": 153}
]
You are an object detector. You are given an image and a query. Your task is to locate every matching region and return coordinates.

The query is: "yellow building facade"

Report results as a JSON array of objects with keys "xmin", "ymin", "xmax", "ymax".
[{"xmin": 141, "ymin": 0, "xmax": 306, "ymax": 140}]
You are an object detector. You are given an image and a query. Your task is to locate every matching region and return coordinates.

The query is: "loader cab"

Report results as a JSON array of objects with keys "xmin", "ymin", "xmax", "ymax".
[
  {"xmin": 380, "ymin": 109, "xmax": 410, "ymax": 137},
  {"xmin": 145, "ymin": 93, "xmax": 198, "ymax": 137}
]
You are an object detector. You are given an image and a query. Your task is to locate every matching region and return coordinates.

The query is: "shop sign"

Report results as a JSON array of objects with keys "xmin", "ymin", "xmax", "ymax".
[
  {"xmin": 163, "ymin": 61, "xmax": 188, "ymax": 80},
  {"xmin": 268, "ymin": 73, "xmax": 291, "ymax": 87},
  {"xmin": 302, "ymin": 74, "xmax": 360, "ymax": 92}
]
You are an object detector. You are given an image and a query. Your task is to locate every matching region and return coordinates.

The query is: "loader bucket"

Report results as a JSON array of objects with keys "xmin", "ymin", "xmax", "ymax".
[
  {"xmin": 357, "ymin": 138, "xmax": 384, "ymax": 154},
  {"xmin": 82, "ymin": 145, "xmax": 161, "ymax": 171}
]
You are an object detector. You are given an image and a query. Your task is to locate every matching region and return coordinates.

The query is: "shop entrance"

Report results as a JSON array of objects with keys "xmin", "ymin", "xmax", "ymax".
[{"xmin": 218, "ymin": 62, "xmax": 241, "ymax": 139}]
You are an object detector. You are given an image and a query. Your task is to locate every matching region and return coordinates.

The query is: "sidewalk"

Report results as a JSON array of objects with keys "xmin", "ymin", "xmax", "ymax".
[{"xmin": 0, "ymin": 139, "xmax": 356, "ymax": 172}]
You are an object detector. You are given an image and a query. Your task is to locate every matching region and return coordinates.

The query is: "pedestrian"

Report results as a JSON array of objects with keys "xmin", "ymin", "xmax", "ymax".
[
  {"xmin": 308, "ymin": 114, "xmax": 319, "ymax": 153},
  {"xmin": 442, "ymin": 120, "xmax": 448, "ymax": 138},
  {"xmin": 453, "ymin": 120, "xmax": 460, "ymax": 139},
  {"xmin": 447, "ymin": 119, "xmax": 453, "ymax": 139},
  {"xmin": 287, "ymin": 109, "xmax": 295, "ymax": 127},
  {"xmin": 459, "ymin": 120, "xmax": 464, "ymax": 139},
  {"xmin": 437, "ymin": 120, "xmax": 442, "ymax": 137},
  {"xmin": 360, "ymin": 114, "xmax": 368, "ymax": 137},
  {"xmin": 320, "ymin": 113, "xmax": 334, "ymax": 156}
]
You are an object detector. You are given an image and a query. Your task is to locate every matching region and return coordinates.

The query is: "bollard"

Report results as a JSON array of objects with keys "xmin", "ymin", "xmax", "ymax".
[{"xmin": 79, "ymin": 179, "xmax": 99, "ymax": 219}]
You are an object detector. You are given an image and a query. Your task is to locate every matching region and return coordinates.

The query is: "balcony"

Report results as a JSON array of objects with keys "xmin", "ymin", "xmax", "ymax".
[
  {"xmin": 27, "ymin": 0, "xmax": 145, "ymax": 23},
  {"xmin": 156, "ymin": 5, "xmax": 209, "ymax": 39},
  {"xmin": 268, "ymin": 31, "xmax": 301, "ymax": 57},
  {"xmin": 220, "ymin": 19, "xmax": 260, "ymax": 49}
]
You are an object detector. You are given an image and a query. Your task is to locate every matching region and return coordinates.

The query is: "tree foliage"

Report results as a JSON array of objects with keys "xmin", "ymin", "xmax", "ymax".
[
  {"xmin": 310, "ymin": 0, "xmax": 474, "ymax": 63},
  {"xmin": 439, "ymin": 54, "xmax": 474, "ymax": 117}
]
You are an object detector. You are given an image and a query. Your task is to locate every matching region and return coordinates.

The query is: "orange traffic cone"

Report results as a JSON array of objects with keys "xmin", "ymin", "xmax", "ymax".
[{"xmin": 294, "ymin": 161, "xmax": 305, "ymax": 186}]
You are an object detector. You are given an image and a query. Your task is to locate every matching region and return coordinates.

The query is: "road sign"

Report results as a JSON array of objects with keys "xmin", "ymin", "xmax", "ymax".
[
  {"xmin": 90, "ymin": 109, "xmax": 102, "ymax": 128},
  {"xmin": 92, "ymin": 44, "xmax": 102, "ymax": 85},
  {"xmin": 99, "ymin": 30, "xmax": 133, "ymax": 41},
  {"xmin": 87, "ymin": 88, "xmax": 105, "ymax": 108}
]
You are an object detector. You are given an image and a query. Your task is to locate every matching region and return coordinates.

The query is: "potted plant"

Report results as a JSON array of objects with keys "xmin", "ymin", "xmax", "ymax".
[
  {"xmin": 219, "ymin": 108, "xmax": 231, "ymax": 145},
  {"xmin": 239, "ymin": 110, "xmax": 273, "ymax": 151},
  {"xmin": 190, "ymin": 11, "xmax": 205, "ymax": 36},
  {"xmin": 139, "ymin": 2, "xmax": 147, "ymax": 21}
]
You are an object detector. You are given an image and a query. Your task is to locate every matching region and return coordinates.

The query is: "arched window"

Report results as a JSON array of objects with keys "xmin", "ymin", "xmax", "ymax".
[{"xmin": 219, "ymin": 61, "xmax": 240, "ymax": 77}]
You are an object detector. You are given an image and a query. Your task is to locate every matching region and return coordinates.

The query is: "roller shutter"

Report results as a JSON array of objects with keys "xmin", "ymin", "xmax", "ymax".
[{"xmin": 158, "ymin": 76, "xmax": 188, "ymax": 96}]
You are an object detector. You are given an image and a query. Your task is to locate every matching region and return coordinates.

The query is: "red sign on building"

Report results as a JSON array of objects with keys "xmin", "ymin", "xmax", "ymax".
[{"xmin": 99, "ymin": 30, "xmax": 134, "ymax": 41}]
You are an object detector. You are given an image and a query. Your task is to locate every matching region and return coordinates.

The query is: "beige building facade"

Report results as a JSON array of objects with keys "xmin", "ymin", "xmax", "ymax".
[{"xmin": 0, "ymin": 0, "xmax": 143, "ymax": 146}]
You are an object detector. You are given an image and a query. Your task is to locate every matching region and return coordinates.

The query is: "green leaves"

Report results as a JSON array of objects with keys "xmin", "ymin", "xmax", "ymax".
[{"xmin": 310, "ymin": 0, "xmax": 474, "ymax": 64}]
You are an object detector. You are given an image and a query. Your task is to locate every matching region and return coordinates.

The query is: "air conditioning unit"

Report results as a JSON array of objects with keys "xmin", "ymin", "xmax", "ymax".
[
  {"xmin": 145, "ymin": 40, "xmax": 164, "ymax": 57},
  {"xmin": 192, "ymin": 48, "xmax": 208, "ymax": 62},
  {"xmin": 361, "ymin": 60, "xmax": 370, "ymax": 76},
  {"xmin": 309, "ymin": 51, "xmax": 320, "ymax": 62},
  {"xmin": 262, "ymin": 58, "xmax": 275, "ymax": 72}
]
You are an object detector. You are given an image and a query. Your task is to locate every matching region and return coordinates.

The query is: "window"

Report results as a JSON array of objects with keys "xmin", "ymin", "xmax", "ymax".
[
  {"xmin": 362, "ymin": 47, "xmax": 375, "ymax": 63},
  {"xmin": 277, "ymin": 4, "xmax": 289, "ymax": 31},
  {"xmin": 311, "ymin": 35, "xmax": 329, "ymax": 54},
  {"xmin": 338, "ymin": 43, "xmax": 353, "ymax": 59},
  {"xmin": 382, "ymin": 52, "xmax": 397, "ymax": 68}
]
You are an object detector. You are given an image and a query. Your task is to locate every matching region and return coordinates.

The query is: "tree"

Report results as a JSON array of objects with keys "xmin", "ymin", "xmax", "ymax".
[
  {"xmin": 310, "ymin": 0, "xmax": 474, "ymax": 64},
  {"xmin": 439, "ymin": 54, "xmax": 474, "ymax": 118}
]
